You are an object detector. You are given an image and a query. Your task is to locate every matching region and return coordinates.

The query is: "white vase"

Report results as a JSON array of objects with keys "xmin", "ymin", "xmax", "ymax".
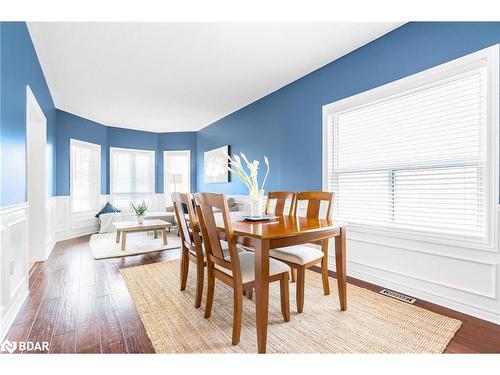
[
  {"xmin": 249, "ymin": 189, "xmax": 264, "ymax": 217},
  {"xmin": 137, "ymin": 214, "xmax": 145, "ymax": 224}
]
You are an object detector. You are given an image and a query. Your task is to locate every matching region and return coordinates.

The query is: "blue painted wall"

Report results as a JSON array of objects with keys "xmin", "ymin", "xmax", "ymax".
[
  {"xmin": 55, "ymin": 110, "xmax": 108, "ymax": 195},
  {"xmin": 55, "ymin": 109, "xmax": 197, "ymax": 196},
  {"xmin": 196, "ymin": 22, "xmax": 500, "ymax": 194},
  {"xmin": 4, "ymin": 22, "xmax": 500, "ymax": 205},
  {"xmin": 0, "ymin": 22, "xmax": 57, "ymax": 206},
  {"xmin": 0, "ymin": 22, "xmax": 197, "ymax": 205}
]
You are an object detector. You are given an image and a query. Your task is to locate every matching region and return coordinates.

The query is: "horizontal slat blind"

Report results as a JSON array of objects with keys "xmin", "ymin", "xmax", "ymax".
[
  {"xmin": 71, "ymin": 140, "xmax": 100, "ymax": 213},
  {"xmin": 326, "ymin": 67, "xmax": 488, "ymax": 237},
  {"xmin": 72, "ymin": 146, "xmax": 94, "ymax": 212},
  {"xmin": 111, "ymin": 148, "xmax": 155, "ymax": 208}
]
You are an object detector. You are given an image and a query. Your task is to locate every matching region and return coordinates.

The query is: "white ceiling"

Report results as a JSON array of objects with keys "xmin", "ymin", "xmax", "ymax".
[{"xmin": 28, "ymin": 22, "xmax": 403, "ymax": 132}]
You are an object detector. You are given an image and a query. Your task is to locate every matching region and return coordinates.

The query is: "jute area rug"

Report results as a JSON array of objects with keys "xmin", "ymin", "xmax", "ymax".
[{"xmin": 120, "ymin": 259, "xmax": 461, "ymax": 353}]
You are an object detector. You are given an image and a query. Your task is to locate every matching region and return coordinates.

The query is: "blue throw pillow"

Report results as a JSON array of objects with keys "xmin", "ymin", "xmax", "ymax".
[{"xmin": 95, "ymin": 202, "xmax": 121, "ymax": 218}]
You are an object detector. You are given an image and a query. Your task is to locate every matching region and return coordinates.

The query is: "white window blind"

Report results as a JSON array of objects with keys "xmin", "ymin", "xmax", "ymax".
[
  {"xmin": 70, "ymin": 139, "xmax": 100, "ymax": 213},
  {"xmin": 110, "ymin": 148, "xmax": 155, "ymax": 208},
  {"xmin": 325, "ymin": 62, "xmax": 491, "ymax": 239}
]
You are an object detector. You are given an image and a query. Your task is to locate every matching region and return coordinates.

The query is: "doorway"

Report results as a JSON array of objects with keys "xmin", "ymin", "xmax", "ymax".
[
  {"xmin": 164, "ymin": 150, "xmax": 191, "ymax": 206},
  {"xmin": 26, "ymin": 86, "xmax": 47, "ymax": 264}
]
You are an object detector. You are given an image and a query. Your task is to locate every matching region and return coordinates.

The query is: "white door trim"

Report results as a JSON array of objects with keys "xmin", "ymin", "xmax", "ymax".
[
  {"xmin": 26, "ymin": 85, "xmax": 48, "ymax": 262},
  {"xmin": 163, "ymin": 150, "xmax": 191, "ymax": 206}
]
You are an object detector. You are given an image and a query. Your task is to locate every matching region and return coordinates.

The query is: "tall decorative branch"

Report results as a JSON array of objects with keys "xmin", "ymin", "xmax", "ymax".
[{"xmin": 222, "ymin": 152, "xmax": 270, "ymax": 198}]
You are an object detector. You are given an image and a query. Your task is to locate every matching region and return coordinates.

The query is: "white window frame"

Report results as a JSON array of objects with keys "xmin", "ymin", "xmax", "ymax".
[
  {"xmin": 109, "ymin": 147, "xmax": 156, "ymax": 210},
  {"xmin": 322, "ymin": 45, "xmax": 499, "ymax": 251},
  {"xmin": 70, "ymin": 138, "xmax": 101, "ymax": 215},
  {"xmin": 163, "ymin": 150, "xmax": 191, "ymax": 206}
]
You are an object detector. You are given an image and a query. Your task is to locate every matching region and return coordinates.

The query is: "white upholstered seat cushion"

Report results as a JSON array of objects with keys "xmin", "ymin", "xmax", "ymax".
[
  {"xmin": 215, "ymin": 252, "xmax": 290, "ymax": 284},
  {"xmin": 269, "ymin": 245, "xmax": 324, "ymax": 265},
  {"xmin": 221, "ymin": 241, "xmax": 246, "ymax": 259},
  {"xmin": 201, "ymin": 240, "xmax": 245, "ymax": 259}
]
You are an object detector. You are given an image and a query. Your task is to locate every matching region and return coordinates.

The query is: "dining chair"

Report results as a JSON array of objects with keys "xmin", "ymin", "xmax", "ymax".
[
  {"xmin": 269, "ymin": 191, "xmax": 334, "ymax": 313},
  {"xmin": 194, "ymin": 192, "xmax": 291, "ymax": 346},
  {"xmin": 171, "ymin": 192, "xmax": 205, "ymax": 308},
  {"xmin": 265, "ymin": 191, "xmax": 296, "ymax": 216},
  {"xmin": 243, "ymin": 191, "xmax": 295, "ymax": 300}
]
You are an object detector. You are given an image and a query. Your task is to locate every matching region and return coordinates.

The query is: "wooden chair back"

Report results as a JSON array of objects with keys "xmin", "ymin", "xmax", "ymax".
[
  {"xmin": 194, "ymin": 193, "xmax": 242, "ymax": 275},
  {"xmin": 265, "ymin": 191, "xmax": 295, "ymax": 216},
  {"xmin": 293, "ymin": 191, "xmax": 334, "ymax": 219},
  {"xmin": 171, "ymin": 192, "xmax": 201, "ymax": 256}
]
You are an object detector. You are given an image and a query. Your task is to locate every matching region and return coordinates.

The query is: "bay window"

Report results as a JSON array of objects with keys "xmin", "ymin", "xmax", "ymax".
[
  {"xmin": 70, "ymin": 139, "xmax": 101, "ymax": 214},
  {"xmin": 323, "ymin": 45, "xmax": 498, "ymax": 246},
  {"xmin": 110, "ymin": 147, "xmax": 155, "ymax": 209}
]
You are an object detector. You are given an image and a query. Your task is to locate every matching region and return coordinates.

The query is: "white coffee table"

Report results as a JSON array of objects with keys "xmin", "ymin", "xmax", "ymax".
[
  {"xmin": 145, "ymin": 211, "xmax": 176, "ymax": 230},
  {"xmin": 114, "ymin": 219, "xmax": 171, "ymax": 251}
]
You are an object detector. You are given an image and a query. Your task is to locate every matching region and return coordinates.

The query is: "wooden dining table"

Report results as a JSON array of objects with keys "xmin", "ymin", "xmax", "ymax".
[{"xmin": 216, "ymin": 213, "xmax": 348, "ymax": 354}]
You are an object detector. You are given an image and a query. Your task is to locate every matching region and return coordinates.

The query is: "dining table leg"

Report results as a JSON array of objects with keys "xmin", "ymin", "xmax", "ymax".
[
  {"xmin": 254, "ymin": 238, "xmax": 270, "ymax": 354},
  {"xmin": 335, "ymin": 226, "xmax": 347, "ymax": 311}
]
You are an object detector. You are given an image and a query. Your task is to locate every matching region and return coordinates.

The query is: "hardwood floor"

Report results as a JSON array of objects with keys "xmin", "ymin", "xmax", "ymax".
[{"xmin": 5, "ymin": 235, "xmax": 500, "ymax": 353}]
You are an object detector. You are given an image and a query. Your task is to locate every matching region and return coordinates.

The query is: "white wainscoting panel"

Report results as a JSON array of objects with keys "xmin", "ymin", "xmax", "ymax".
[
  {"xmin": 54, "ymin": 194, "xmax": 167, "ymax": 242},
  {"xmin": 151, "ymin": 193, "xmax": 166, "ymax": 212},
  {"xmin": 54, "ymin": 196, "xmax": 99, "ymax": 241},
  {"xmin": 0, "ymin": 203, "xmax": 29, "ymax": 341},
  {"xmin": 326, "ymin": 215, "xmax": 500, "ymax": 324},
  {"xmin": 231, "ymin": 195, "xmax": 500, "ymax": 324}
]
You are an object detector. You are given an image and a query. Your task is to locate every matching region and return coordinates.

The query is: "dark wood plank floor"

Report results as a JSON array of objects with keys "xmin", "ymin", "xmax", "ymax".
[{"xmin": 5, "ymin": 235, "xmax": 500, "ymax": 353}]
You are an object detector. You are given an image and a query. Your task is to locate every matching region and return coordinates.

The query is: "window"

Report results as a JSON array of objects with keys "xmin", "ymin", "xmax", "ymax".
[
  {"xmin": 164, "ymin": 150, "xmax": 191, "ymax": 206},
  {"xmin": 110, "ymin": 147, "xmax": 155, "ymax": 208},
  {"xmin": 323, "ymin": 45, "xmax": 498, "ymax": 244},
  {"xmin": 70, "ymin": 139, "xmax": 101, "ymax": 213}
]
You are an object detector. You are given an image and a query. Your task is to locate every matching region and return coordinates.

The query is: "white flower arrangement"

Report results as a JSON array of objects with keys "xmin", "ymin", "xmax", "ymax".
[{"xmin": 223, "ymin": 152, "xmax": 270, "ymax": 201}]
